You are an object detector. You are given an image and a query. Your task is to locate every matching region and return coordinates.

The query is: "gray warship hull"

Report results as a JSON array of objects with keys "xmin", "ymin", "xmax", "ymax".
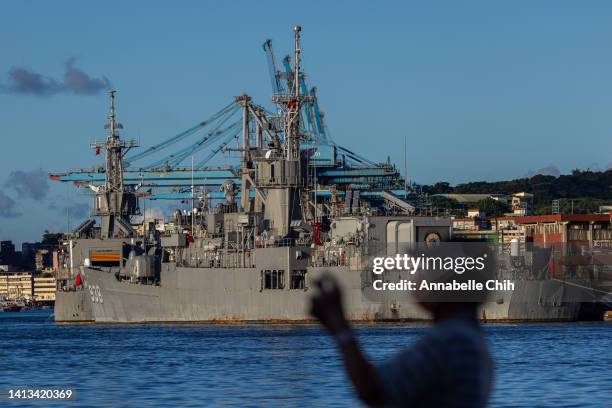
[{"xmin": 55, "ymin": 263, "xmax": 585, "ymax": 323}]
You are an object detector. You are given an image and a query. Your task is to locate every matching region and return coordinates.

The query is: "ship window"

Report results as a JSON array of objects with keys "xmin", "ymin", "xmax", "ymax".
[
  {"xmin": 262, "ymin": 269, "xmax": 284, "ymax": 289},
  {"xmin": 270, "ymin": 163, "xmax": 275, "ymax": 183},
  {"xmin": 290, "ymin": 270, "xmax": 307, "ymax": 290}
]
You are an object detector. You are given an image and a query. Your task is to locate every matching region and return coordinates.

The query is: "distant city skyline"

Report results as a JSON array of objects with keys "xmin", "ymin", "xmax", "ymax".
[{"xmin": 1, "ymin": 1, "xmax": 612, "ymax": 244}]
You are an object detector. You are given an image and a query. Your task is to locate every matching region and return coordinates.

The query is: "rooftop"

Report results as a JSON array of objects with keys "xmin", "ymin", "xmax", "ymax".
[
  {"xmin": 516, "ymin": 214, "xmax": 611, "ymax": 224},
  {"xmin": 436, "ymin": 194, "xmax": 499, "ymax": 203}
]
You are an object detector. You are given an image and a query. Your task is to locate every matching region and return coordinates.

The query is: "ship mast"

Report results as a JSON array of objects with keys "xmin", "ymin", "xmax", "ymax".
[
  {"xmin": 252, "ymin": 26, "xmax": 310, "ymax": 238},
  {"xmin": 285, "ymin": 25, "xmax": 303, "ymax": 162},
  {"xmin": 104, "ymin": 90, "xmax": 125, "ymax": 193},
  {"xmin": 90, "ymin": 90, "xmax": 139, "ymax": 239}
]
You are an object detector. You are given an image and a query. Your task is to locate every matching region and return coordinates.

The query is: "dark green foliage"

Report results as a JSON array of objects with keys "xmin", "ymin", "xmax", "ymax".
[
  {"xmin": 429, "ymin": 196, "xmax": 466, "ymax": 217},
  {"xmin": 422, "ymin": 181, "xmax": 453, "ymax": 195},
  {"xmin": 451, "ymin": 169, "xmax": 612, "ymax": 202},
  {"xmin": 534, "ymin": 198, "xmax": 608, "ymax": 215},
  {"xmin": 423, "ymin": 169, "xmax": 612, "ymax": 214},
  {"xmin": 474, "ymin": 198, "xmax": 510, "ymax": 217},
  {"xmin": 430, "ymin": 195, "xmax": 459, "ymax": 210},
  {"xmin": 41, "ymin": 230, "xmax": 63, "ymax": 246}
]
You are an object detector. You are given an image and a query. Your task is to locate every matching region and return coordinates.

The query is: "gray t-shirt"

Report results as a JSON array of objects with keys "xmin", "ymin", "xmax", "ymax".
[{"xmin": 377, "ymin": 316, "xmax": 493, "ymax": 407}]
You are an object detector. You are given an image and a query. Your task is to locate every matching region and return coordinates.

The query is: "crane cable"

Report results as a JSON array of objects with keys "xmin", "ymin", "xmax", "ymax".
[
  {"xmin": 126, "ymin": 101, "xmax": 239, "ymax": 163},
  {"xmin": 144, "ymin": 117, "xmax": 242, "ymax": 169},
  {"xmin": 196, "ymin": 128, "xmax": 242, "ymax": 168}
]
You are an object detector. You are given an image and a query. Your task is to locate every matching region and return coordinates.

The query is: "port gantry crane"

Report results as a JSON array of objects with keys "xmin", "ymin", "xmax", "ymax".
[{"xmin": 50, "ymin": 30, "xmax": 410, "ymax": 208}]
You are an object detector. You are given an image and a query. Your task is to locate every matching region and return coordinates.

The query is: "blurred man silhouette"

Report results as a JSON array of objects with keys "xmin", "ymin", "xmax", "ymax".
[{"xmin": 310, "ymin": 272, "xmax": 493, "ymax": 407}]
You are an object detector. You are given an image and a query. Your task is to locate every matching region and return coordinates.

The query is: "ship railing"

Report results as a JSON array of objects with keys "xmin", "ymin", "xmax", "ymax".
[
  {"xmin": 254, "ymin": 179, "xmax": 306, "ymax": 188},
  {"xmin": 255, "ymin": 238, "xmax": 296, "ymax": 248},
  {"xmin": 274, "ymin": 238, "xmax": 295, "ymax": 247},
  {"xmin": 309, "ymin": 245, "xmax": 361, "ymax": 268},
  {"xmin": 180, "ymin": 250, "xmax": 255, "ymax": 269}
]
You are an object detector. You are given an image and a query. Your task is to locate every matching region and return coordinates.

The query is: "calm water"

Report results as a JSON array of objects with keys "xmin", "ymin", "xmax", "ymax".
[{"xmin": 0, "ymin": 310, "xmax": 610, "ymax": 407}]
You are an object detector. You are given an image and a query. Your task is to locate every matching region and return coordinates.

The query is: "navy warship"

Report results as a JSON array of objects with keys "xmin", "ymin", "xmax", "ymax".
[{"xmin": 53, "ymin": 27, "xmax": 590, "ymax": 323}]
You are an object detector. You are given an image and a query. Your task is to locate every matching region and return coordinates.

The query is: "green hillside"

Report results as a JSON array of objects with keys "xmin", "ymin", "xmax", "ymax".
[{"xmin": 422, "ymin": 169, "xmax": 612, "ymax": 215}]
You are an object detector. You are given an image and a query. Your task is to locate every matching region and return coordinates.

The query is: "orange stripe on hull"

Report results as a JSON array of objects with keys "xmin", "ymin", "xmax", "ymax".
[{"xmin": 90, "ymin": 254, "xmax": 120, "ymax": 261}]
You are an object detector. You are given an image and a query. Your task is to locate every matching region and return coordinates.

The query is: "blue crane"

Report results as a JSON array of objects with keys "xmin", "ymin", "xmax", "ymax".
[
  {"xmin": 262, "ymin": 39, "xmax": 285, "ymax": 95},
  {"xmin": 281, "ymin": 55, "xmax": 318, "ymax": 139},
  {"xmin": 51, "ymin": 36, "xmax": 412, "ymax": 198},
  {"xmin": 310, "ymin": 86, "xmax": 329, "ymax": 141}
]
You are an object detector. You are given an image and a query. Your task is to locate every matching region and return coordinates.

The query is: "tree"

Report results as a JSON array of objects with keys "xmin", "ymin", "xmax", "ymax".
[
  {"xmin": 430, "ymin": 196, "xmax": 459, "ymax": 210},
  {"xmin": 475, "ymin": 198, "xmax": 510, "ymax": 218},
  {"xmin": 422, "ymin": 169, "xmax": 612, "ymax": 212},
  {"xmin": 429, "ymin": 196, "xmax": 465, "ymax": 217},
  {"xmin": 423, "ymin": 182, "xmax": 453, "ymax": 195},
  {"xmin": 41, "ymin": 230, "xmax": 63, "ymax": 246}
]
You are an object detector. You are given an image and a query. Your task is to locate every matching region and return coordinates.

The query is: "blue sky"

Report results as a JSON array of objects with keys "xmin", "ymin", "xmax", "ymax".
[{"xmin": 1, "ymin": 1, "xmax": 611, "ymax": 244}]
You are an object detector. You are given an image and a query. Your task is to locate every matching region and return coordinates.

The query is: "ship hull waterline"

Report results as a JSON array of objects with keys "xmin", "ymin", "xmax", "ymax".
[{"xmin": 54, "ymin": 265, "xmax": 585, "ymax": 324}]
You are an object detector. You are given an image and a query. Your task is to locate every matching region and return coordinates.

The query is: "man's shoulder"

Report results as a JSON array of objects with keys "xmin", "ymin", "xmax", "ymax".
[{"xmin": 377, "ymin": 318, "xmax": 493, "ymax": 407}]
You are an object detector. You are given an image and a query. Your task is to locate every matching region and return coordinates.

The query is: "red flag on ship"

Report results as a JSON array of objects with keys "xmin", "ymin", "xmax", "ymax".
[
  {"xmin": 95, "ymin": 146, "xmax": 101, "ymax": 155},
  {"xmin": 75, "ymin": 274, "xmax": 82, "ymax": 287}
]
